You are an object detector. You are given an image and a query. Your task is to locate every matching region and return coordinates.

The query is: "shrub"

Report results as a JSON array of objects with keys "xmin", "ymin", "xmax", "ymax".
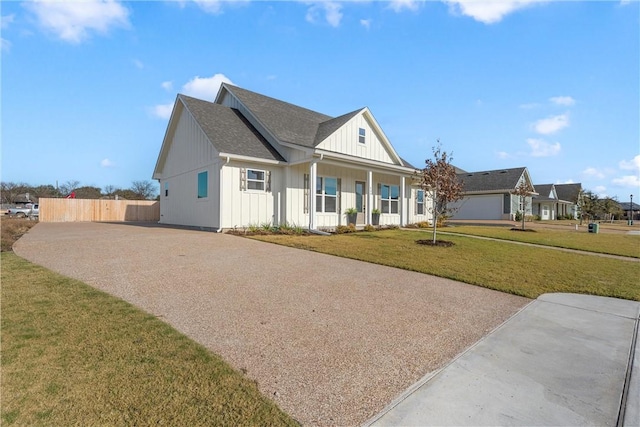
[
  {"xmin": 335, "ymin": 224, "xmax": 357, "ymax": 234},
  {"xmin": 363, "ymin": 224, "xmax": 376, "ymax": 232},
  {"xmin": 515, "ymin": 211, "xmax": 523, "ymax": 222}
]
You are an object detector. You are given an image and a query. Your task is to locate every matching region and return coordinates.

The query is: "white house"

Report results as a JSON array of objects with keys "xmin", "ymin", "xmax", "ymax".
[
  {"xmin": 450, "ymin": 167, "xmax": 536, "ymax": 220},
  {"xmin": 532, "ymin": 183, "xmax": 582, "ymax": 220},
  {"xmin": 153, "ymin": 84, "xmax": 431, "ymax": 231}
]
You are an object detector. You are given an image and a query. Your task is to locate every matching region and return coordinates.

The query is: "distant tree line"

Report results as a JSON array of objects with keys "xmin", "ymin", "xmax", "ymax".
[
  {"xmin": 578, "ymin": 190, "xmax": 625, "ymax": 222},
  {"xmin": 0, "ymin": 180, "xmax": 158, "ymax": 204}
]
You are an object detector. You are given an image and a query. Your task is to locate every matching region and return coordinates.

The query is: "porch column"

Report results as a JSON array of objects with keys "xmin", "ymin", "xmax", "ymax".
[
  {"xmin": 367, "ymin": 170, "xmax": 373, "ymax": 225},
  {"xmin": 309, "ymin": 161, "xmax": 317, "ymax": 229},
  {"xmin": 400, "ymin": 176, "xmax": 406, "ymax": 227}
]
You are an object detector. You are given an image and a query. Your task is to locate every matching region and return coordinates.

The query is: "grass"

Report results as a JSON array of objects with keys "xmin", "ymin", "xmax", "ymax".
[
  {"xmin": 1, "ymin": 252, "xmax": 298, "ymax": 426},
  {"xmin": 252, "ymin": 229, "xmax": 640, "ymax": 301},
  {"xmin": 440, "ymin": 225, "xmax": 640, "ymax": 258}
]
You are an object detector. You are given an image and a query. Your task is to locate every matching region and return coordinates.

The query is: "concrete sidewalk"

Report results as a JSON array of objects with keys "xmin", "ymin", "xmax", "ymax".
[{"xmin": 367, "ymin": 293, "xmax": 640, "ymax": 427}]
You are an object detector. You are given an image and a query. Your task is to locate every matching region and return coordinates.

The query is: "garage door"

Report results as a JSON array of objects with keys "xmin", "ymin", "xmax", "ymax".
[{"xmin": 451, "ymin": 195, "xmax": 503, "ymax": 220}]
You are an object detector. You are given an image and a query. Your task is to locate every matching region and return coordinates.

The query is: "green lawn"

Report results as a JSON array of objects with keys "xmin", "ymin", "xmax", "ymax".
[
  {"xmin": 252, "ymin": 229, "xmax": 640, "ymax": 301},
  {"xmin": 1, "ymin": 253, "xmax": 297, "ymax": 427},
  {"xmin": 440, "ymin": 225, "xmax": 640, "ymax": 258}
]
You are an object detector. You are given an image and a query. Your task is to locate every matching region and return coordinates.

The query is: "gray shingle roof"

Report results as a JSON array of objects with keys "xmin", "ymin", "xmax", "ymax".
[
  {"xmin": 223, "ymin": 85, "xmax": 332, "ymax": 148},
  {"xmin": 458, "ymin": 167, "xmax": 527, "ymax": 193},
  {"xmin": 314, "ymin": 109, "xmax": 363, "ymax": 145},
  {"xmin": 532, "ymin": 184, "xmax": 555, "ymax": 201},
  {"xmin": 554, "ymin": 183, "xmax": 582, "ymax": 203},
  {"xmin": 180, "ymin": 95, "xmax": 285, "ymax": 162}
]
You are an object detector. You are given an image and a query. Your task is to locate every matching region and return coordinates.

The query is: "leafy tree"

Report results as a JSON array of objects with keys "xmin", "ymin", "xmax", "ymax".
[
  {"xmin": 31, "ymin": 184, "xmax": 61, "ymax": 199},
  {"xmin": 512, "ymin": 180, "xmax": 535, "ymax": 230},
  {"xmin": 601, "ymin": 197, "xmax": 623, "ymax": 221},
  {"xmin": 419, "ymin": 143, "xmax": 464, "ymax": 244},
  {"xmin": 114, "ymin": 189, "xmax": 138, "ymax": 200},
  {"xmin": 130, "ymin": 180, "xmax": 157, "ymax": 200},
  {"xmin": 579, "ymin": 190, "xmax": 602, "ymax": 223},
  {"xmin": 73, "ymin": 186, "xmax": 103, "ymax": 199}
]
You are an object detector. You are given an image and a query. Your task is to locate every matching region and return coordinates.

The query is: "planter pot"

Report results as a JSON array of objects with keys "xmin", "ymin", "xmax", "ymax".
[
  {"xmin": 372, "ymin": 213, "xmax": 380, "ymax": 226},
  {"xmin": 347, "ymin": 213, "xmax": 357, "ymax": 225}
]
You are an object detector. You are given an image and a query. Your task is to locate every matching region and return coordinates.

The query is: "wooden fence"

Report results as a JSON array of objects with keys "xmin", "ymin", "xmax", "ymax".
[{"xmin": 39, "ymin": 198, "xmax": 160, "ymax": 223}]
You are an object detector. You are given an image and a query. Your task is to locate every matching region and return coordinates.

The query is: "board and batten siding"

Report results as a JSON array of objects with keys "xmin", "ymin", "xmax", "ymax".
[
  {"xmin": 316, "ymin": 114, "xmax": 395, "ymax": 165},
  {"xmin": 158, "ymin": 110, "xmax": 220, "ymax": 229},
  {"xmin": 219, "ymin": 162, "xmax": 281, "ymax": 229}
]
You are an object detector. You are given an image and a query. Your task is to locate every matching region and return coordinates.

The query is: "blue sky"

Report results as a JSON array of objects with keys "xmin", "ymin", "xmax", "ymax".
[{"xmin": 2, "ymin": 0, "xmax": 639, "ymax": 202}]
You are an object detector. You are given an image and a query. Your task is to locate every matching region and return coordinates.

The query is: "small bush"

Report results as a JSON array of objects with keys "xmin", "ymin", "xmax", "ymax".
[
  {"xmin": 515, "ymin": 211, "xmax": 523, "ymax": 222},
  {"xmin": 363, "ymin": 224, "xmax": 376, "ymax": 232},
  {"xmin": 335, "ymin": 224, "xmax": 357, "ymax": 234}
]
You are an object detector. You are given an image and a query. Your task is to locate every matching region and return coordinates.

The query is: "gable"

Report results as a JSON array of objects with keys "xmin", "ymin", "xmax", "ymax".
[
  {"xmin": 314, "ymin": 108, "xmax": 403, "ymax": 166},
  {"xmin": 153, "ymin": 95, "xmax": 285, "ymax": 179}
]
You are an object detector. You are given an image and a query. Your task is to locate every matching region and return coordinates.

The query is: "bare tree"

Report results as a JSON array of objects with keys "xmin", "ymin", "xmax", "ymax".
[
  {"xmin": 59, "ymin": 180, "xmax": 80, "ymax": 197},
  {"xmin": 0, "ymin": 181, "xmax": 29, "ymax": 205},
  {"xmin": 420, "ymin": 143, "xmax": 464, "ymax": 244},
  {"xmin": 130, "ymin": 180, "xmax": 157, "ymax": 200},
  {"xmin": 512, "ymin": 180, "xmax": 535, "ymax": 230}
]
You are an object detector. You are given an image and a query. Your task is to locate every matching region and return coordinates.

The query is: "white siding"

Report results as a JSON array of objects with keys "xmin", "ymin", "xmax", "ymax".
[
  {"xmin": 316, "ymin": 114, "xmax": 396, "ymax": 164},
  {"xmin": 158, "ymin": 110, "xmax": 220, "ymax": 228},
  {"xmin": 220, "ymin": 162, "xmax": 281, "ymax": 229}
]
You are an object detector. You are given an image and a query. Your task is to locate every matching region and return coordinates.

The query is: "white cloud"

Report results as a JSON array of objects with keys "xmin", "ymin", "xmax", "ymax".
[
  {"xmin": 133, "ymin": 59, "xmax": 144, "ymax": 69},
  {"xmin": 497, "ymin": 151, "xmax": 510, "ymax": 159},
  {"xmin": 549, "ymin": 96, "xmax": 575, "ymax": 106},
  {"xmin": 306, "ymin": 2, "xmax": 343, "ymax": 27},
  {"xmin": 619, "ymin": 155, "xmax": 640, "ymax": 171},
  {"xmin": 360, "ymin": 19, "xmax": 372, "ymax": 29},
  {"xmin": 152, "ymin": 73, "xmax": 234, "ymax": 119},
  {"xmin": 152, "ymin": 103, "xmax": 175, "ymax": 120},
  {"xmin": 593, "ymin": 185, "xmax": 607, "ymax": 197},
  {"xmin": 526, "ymin": 138, "xmax": 561, "ymax": 157},
  {"xmin": 161, "ymin": 81, "xmax": 174, "ymax": 91},
  {"xmin": 101, "ymin": 158, "xmax": 115, "ymax": 168},
  {"xmin": 445, "ymin": 0, "xmax": 547, "ymax": 24},
  {"xmin": 612, "ymin": 175, "xmax": 640, "ymax": 188},
  {"xmin": 2, "ymin": 14, "xmax": 15, "ymax": 52},
  {"xmin": 23, "ymin": 0, "xmax": 130, "ymax": 44},
  {"xmin": 582, "ymin": 167, "xmax": 606, "ymax": 179},
  {"xmin": 388, "ymin": 0, "xmax": 420, "ymax": 13},
  {"xmin": 192, "ymin": 0, "xmax": 223, "ymax": 14},
  {"xmin": 533, "ymin": 113, "xmax": 569, "ymax": 135},
  {"xmin": 182, "ymin": 73, "xmax": 233, "ymax": 100}
]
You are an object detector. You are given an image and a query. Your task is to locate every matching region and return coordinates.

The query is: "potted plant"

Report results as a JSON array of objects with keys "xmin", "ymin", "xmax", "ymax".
[
  {"xmin": 345, "ymin": 207, "xmax": 358, "ymax": 225},
  {"xmin": 371, "ymin": 208, "xmax": 381, "ymax": 226}
]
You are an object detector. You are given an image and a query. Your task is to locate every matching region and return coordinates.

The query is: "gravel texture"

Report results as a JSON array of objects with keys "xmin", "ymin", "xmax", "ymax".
[{"xmin": 14, "ymin": 222, "xmax": 529, "ymax": 426}]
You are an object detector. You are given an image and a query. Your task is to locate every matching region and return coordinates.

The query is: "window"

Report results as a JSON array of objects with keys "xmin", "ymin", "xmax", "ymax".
[
  {"xmin": 358, "ymin": 127, "xmax": 366, "ymax": 144},
  {"xmin": 247, "ymin": 169, "xmax": 265, "ymax": 191},
  {"xmin": 416, "ymin": 189, "xmax": 424, "ymax": 215},
  {"xmin": 197, "ymin": 171, "xmax": 208, "ymax": 199},
  {"xmin": 381, "ymin": 184, "xmax": 399, "ymax": 214},
  {"xmin": 164, "ymin": 182, "xmax": 169, "ymax": 197},
  {"xmin": 316, "ymin": 177, "xmax": 338, "ymax": 213}
]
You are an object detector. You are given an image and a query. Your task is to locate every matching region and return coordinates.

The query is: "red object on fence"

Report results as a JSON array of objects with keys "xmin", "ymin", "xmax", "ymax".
[{"xmin": 66, "ymin": 192, "xmax": 76, "ymax": 199}]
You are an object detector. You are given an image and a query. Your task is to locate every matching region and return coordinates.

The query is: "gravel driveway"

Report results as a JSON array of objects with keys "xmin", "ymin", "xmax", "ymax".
[{"xmin": 14, "ymin": 222, "xmax": 529, "ymax": 426}]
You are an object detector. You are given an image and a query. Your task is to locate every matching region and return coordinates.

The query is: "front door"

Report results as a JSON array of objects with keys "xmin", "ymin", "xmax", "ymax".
[{"xmin": 355, "ymin": 181, "xmax": 366, "ymax": 224}]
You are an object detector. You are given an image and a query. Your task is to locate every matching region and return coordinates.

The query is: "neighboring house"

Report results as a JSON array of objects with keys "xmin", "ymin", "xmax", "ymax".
[
  {"xmin": 153, "ymin": 84, "xmax": 430, "ymax": 230},
  {"xmin": 531, "ymin": 184, "xmax": 559, "ymax": 220},
  {"xmin": 618, "ymin": 201, "xmax": 640, "ymax": 221},
  {"xmin": 531, "ymin": 183, "xmax": 581, "ymax": 220},
  {"xmin": 449, "ymin": 167, "xmax": 535, "ymax": 220}
]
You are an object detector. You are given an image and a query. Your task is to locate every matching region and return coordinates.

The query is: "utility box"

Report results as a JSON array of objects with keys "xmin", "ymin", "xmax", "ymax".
[{"xmin": 588, "ymin": 223, "xmax": 599, "ymax": 234}]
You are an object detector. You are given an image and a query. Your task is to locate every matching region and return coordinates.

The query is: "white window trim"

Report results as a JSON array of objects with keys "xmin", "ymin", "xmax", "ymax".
[
  {"xmin": 358, "ymin": 127, "xmax": 366, "ymax": 144},
  {"xmin": 416, "ymin": 189, "xmax": 424, "ymax": 215},
  {"xmin": 380, "ymin": 183, "xmax": 399, "ymax": 214},
  {"xmin": 316, "ymin": 176, "xmax": 339, "ymax": 213},
  {"xmin": 247, "ymin": 168, "xmax": 266, "ymax": 192}
]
